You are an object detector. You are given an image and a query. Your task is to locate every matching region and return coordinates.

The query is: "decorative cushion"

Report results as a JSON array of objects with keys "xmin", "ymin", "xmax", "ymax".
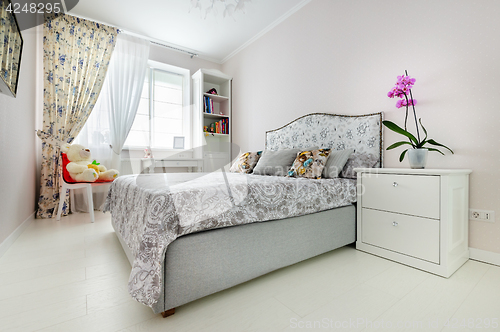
[
  {"xmin": 288, "ymin": 149, "xmax": 331, "ymax": 179},
  {"xmin": 230, "ymin": 151, "xmax": 262, "ymax": 174},
  {"xmin": 340, "ymin": 153, "xmax": 379, "ymax": 179},
  {"xmin": 253, "ymin": 147, "xmax": 318, "ymax": 176},
  {"xmin": 322, "ymin": 149, "xmax": 354, "ymax": 179}
]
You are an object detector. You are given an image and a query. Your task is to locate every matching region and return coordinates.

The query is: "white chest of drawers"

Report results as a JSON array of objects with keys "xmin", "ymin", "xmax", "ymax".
[{"xmin": 355, "ymin": 168, "xmax": 472, "ymax": 278}]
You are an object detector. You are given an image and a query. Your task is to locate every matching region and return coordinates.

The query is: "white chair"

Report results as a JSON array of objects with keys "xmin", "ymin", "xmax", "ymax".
[
  {"xmin": 56, "ymin": 152, "xmax": 112, "ymax": 223},
  {"xmin": 56, "ymin": 181, "xmax": 109, "ymax": 223}
]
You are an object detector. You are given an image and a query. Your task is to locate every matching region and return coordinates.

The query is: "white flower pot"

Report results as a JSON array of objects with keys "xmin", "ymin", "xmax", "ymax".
[{"xmin": 408, "ymin": 148, "xmax": 428, "ymax": 169}]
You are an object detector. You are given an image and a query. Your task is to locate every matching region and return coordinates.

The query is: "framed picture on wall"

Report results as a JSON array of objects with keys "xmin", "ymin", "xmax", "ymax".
[
  {"xmin": 0, "ymin": 0, "xmax": 23, "ymax": 98},
  {"xmin": 173, "ymin": 137, "xmax": 185, "ymax": 149}
]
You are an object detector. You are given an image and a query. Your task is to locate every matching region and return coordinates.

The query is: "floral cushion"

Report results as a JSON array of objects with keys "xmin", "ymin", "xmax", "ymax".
[
  {"xmin": 288, "ymin": 149, "xmax": 331, "ymax": 179},
  {"xmin": 230, "ymin": 151, "xmax": 263, "ymax": 174},
  {"xmin": 340, "ymin": 153, "xmax": 379, "ymax": 179}
]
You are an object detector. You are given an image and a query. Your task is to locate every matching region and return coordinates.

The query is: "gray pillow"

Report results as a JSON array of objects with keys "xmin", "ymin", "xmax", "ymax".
[
  {"xmin": 322, "ymin": 149, "xmax": 354, "ymax": 178},
  {"xmin": 253, "ymin": 147, "xmax": 318, "ymax": 176},
  {"xmin": 340, "ymin": 153, "xmax": 379, "ymax": 179}
]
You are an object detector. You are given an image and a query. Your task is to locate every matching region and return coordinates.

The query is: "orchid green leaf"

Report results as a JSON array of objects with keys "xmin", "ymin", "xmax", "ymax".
[
  {"xmin": 416, "ymin": 140, "xmax": 427, "ymax": 149},
  {"xmin": 399, "ymin": 149, "xmax": 409, "ymax": 162},
  {"xmin": 387, "ymin": 141, "xmax": 413, "ymax": 150},
  {"xmin": 419, "ymin": 118, "xmax": 428, "ymax": 142},
  {"xmin": 383, "ymin": 120, "xmax": 418, "ymax": 145},
  {"xmin": 426, "ymin": 148, "xmax": 445, "ymax": 155},
  {"xmin": 426, "ymin": 139, "xmax": 454, "ymax": 154}
]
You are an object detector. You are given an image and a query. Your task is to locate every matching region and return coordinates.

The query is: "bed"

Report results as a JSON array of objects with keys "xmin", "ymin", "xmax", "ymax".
[{"xmin": 105, "ymin": 112, "xmax": 384, "ymax": 317}]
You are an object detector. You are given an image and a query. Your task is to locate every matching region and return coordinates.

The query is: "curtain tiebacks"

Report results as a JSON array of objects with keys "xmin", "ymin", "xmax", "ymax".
[{"xmin": 36, "ymin": 130, "xmax": 70, "ymax": 148}]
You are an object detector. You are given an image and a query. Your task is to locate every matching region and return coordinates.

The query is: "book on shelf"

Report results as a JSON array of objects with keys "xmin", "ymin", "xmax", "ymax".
[
  {"xmin": 203, "ymin": 96, "xmax": 216, "ymax": 114},
  {"xmin": 204, "ymin": 118, "xmax": 229, "ymax": 135}
]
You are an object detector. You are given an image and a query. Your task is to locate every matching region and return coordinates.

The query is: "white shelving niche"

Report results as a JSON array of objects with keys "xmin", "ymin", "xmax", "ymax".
[{"xmin": 192, "ymin": 69, "xmax": 232, "ymax": 172}]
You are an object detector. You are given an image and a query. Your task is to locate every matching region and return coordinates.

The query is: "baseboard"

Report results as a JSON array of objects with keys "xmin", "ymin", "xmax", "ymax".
[
  {"xmin": 469, "ymin": 247, "xmax": 500, "ymax": 267},
  {"xmin": 0, "ymin": 212, "xmax": 35, "ymax": 258}
]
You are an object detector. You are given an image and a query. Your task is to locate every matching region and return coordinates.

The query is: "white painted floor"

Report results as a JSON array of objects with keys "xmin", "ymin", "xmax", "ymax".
[{"xmin": 0, "ymin": 211, "xmax": 499, "ymax": 331}]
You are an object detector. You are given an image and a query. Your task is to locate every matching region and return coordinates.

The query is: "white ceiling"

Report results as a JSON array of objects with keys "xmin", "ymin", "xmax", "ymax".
[{"xmin": 69, "ymin": 0, "xmax": 309, "ymax": 63}]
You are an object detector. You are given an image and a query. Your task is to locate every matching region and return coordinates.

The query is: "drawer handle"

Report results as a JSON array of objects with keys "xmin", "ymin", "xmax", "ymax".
[
  {"xmin": 393, "ymin": 182, "xmax": 398, "ymax": 187},
  {"xmin": 392, "ymin": 221, "xmax": 399, "ymax": 227}
]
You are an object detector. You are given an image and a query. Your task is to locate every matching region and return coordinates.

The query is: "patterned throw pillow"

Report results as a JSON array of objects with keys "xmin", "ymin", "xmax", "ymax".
[
  {"xmin": 230, "ymin": 151, "xmax": 263, "ymax": 174},
  {"xmin": 340, "ymin": 153, "xmax": 379, "ymax": 179},
  {"xmin": 288, "ymin": 149, "xmax": 331, "ymax": 179}
]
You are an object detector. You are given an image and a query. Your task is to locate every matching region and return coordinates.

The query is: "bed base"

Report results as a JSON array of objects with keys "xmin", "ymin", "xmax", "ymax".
[
  {"xmin": 112, "ymin": 204, "xmax": 356, "ymax": 315},
  {"xmin": 163, "ymin": 205, "xmax": 355, "ymax": 314}
]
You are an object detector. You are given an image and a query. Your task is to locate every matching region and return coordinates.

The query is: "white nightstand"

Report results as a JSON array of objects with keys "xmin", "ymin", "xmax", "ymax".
[{"xmin": 354, "ymin": 168, "xmax": 472, "ymax": 278}]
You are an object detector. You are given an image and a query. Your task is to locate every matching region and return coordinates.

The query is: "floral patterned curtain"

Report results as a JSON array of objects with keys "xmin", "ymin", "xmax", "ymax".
[{"xmin": 37, "ymin": 14, "xmax": 118, "ymax": 219}]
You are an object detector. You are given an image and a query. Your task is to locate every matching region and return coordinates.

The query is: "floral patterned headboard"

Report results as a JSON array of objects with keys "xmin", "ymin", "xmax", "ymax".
[{"xmin": 265, "ymin": 112, "xmax": 384, "ymax": 167}]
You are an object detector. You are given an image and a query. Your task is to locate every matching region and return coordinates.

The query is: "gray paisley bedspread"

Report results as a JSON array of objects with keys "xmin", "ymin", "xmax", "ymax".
[{"xmin": 104, "ymin": 172, "xmax": 357, "ymax": 308}]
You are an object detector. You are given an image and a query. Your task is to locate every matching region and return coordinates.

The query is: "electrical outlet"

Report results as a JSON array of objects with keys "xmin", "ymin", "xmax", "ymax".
[
  {"xmin": 470, "ymin": 209, "xmax": 495, "ymax": 223},
  {"xmin": 485, "ymin": 212, "xmax": 493, "ymax": 221}
]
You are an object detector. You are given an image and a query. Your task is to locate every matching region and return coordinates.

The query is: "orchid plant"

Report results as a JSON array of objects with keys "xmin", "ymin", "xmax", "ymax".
[{"xmin": 383, "ymin": 71, "xmax": 454, "ymax": 162}]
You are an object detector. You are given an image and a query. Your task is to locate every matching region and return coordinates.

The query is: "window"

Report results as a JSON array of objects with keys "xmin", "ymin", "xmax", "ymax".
[{"xmin": 124, "ymin": 61, "xmax": 190, "ymax": 150}]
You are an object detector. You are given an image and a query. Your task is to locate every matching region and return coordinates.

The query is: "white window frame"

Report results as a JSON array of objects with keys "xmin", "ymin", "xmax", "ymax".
[{"xmin": 123, "ymin": 60, "xmax": 191, "ymax": 151}]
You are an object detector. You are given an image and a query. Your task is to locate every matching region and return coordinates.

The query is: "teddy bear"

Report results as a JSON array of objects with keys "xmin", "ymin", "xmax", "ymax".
[{"xmin": 61, "ymin": 143, "xmax": 119, "ymax": 182}]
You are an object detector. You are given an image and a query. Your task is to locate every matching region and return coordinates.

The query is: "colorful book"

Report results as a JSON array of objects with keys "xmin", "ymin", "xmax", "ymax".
[{"xmin": 206, "ymin": 119, "xmax": 229, "ymax": 134}]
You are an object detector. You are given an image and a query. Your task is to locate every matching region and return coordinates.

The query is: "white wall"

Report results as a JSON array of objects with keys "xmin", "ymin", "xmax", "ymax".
[
  {"xmin": 222, "ymin": 0, "xmax": 500, "ymax": 254},
  {"xmin": 0, "ymin": 26, "xmax": 38, "ymax": 245},
  {"xmin": 149, "ymin": 44, "xmax": 222, "ymax": 80}
]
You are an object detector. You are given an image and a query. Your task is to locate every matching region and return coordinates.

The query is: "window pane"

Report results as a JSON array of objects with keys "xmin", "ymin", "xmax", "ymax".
[
  {"xmin": 154, "ymin": 101, "xmax": 182, "ymax": 119},
  {"xmin": 154, "ymin": 117, "xmax": 182, "ymax": 135},
  {"xmin": 136, "ymin": 98, "xmax": 149, "ymax": 116},
  {"xmin": 151, "ymin": 70, "xmax": 185, "ymax": 149},
  {"xmin": 124, "ymin": 67, "xmax": 189, "ymax": 150},
  {"xmin": 140, "ymin": 81, "xmax": 149, "ymax": 99},
  {"xmin": 152, "ymin": 132, "xmax": 174, "ymax": 149},
  {"xmin": 124, "ymin": 130, "xmax": 149, "ymax": 147},
  {"xmin": 154, "ymin": 85, "xmax": 182, "ymax": 104},
  {"xmin": 154, "ymin": 70, "xmax": 182, "ymax": 89},
  {"xmin": 130, "ymin": 114, "xmax": 149, "ymax": 132}
]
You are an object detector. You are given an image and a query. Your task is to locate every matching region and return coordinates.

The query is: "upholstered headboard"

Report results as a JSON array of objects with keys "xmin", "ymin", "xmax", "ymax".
[{"xmin": 265, "ymin": 112, "xmax": 384, "ymax": 167}]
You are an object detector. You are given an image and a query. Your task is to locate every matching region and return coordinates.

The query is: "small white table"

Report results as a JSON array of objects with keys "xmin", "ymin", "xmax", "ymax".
[
  {"xmin": 355, "ymin": 168, "xmax": 472, "ymax": 278},
  {"xmin": 141, "ymin": 158, "xmax": 203, "ymax": 173}
]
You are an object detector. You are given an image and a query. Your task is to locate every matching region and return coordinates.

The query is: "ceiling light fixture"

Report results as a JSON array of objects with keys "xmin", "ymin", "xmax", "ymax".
[{"xmin": 189, "ymin": 0, "xmax": 252, "ymax": 20}]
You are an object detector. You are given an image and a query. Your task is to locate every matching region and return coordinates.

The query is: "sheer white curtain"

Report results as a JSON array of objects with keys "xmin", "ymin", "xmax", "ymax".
[
  {"xmin": 73, "ymin": 33, "xmax": 150, "ymax": 211},
  {"xmin": 107, "ymin": 34, "xmax": 151, "ymax": 170}
]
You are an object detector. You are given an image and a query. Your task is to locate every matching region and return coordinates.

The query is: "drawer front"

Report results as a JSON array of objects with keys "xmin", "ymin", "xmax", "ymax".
[
  {"xmin": 361, "ymin": 173, "xmax": 440, "ymax": 219},
  {"xmin": 204, "ymin": 152, "xmax": 229, "ymax": 159},
  {"xmin": 362, "ymin": 208, "xmax": 440, "ymax": 264},
  {"xmin": 159, "ymin": 160, "xmax": 199, "ymax": 167}
]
